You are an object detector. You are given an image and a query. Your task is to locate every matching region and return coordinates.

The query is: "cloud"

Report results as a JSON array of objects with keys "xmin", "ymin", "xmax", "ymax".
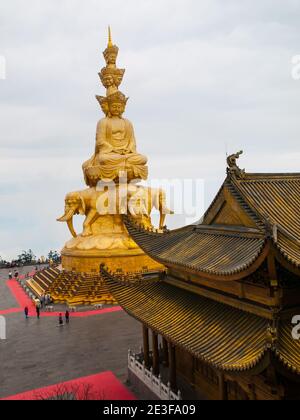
[{"xmin": 0, "ymin": 0, "xmax": 300, "ymax": 258}]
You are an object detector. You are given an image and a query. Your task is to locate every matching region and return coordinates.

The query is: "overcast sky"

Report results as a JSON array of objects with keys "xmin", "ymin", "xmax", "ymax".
[{"xmin": 0, "ymin": 0, "xmax": 300, "ymax": 260}]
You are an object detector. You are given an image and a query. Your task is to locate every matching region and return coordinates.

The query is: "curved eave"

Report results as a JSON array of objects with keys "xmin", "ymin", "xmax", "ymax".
[
  {"xmin": 146, "ymin": 240, "xmax": 268, "ymax": 282},
  {"xmin": 275, "ymin": 320, "xmax": 300, "ymax": 376},
  {"xmin": 124, "ymin": 217, "xmax": 269, "ymax": 281},
  {"xmin": 103, "ymin": 273, "xmax": 270, "ymax": 373},
  {"xmin": 273, "ymin": 236, "xmax": 300, "ymax": 271}
]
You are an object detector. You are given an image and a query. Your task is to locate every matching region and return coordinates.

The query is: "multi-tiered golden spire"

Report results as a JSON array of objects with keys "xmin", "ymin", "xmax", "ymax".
[
  {"xmin": 81, "ymin": 27, "xmax": 147, "ymax": 187},
  {"xmin": 57, "ymin": 29, "xmax": 170, "ymax": 277}
]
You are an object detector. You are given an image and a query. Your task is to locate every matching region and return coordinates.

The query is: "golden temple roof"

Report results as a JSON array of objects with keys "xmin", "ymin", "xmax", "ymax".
[
  {"xmin": 124, "ymin": 221, "xmax": 266, "ymax": 278},
  {"xmin": 124, "ymin": 172, "xmax": 300, "ymax": 276},
  {"xmin": 102, "ymin": 270, "xmax": 300, "ymax": 374},
  {"xmin": 227, "ymin": 173, "xmax": 300, "ymax": 268},
  {"xmin": 276, "ymin": 320, "xmax": 300, "ymax": 375}
]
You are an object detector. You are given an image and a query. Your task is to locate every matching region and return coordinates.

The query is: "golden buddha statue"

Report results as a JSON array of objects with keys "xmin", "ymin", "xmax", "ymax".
[
  {"xmin": 57, "ymin": 27, "xmax": 172, "ymax": 275},
  {"xmin": 83, "ymin": 30, "xmax": 148, "ymax": 186}
]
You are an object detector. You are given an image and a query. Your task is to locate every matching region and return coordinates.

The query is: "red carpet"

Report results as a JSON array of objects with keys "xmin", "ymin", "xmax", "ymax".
[
  {"xmin": 0, "ymin": 307, "xmax": 22, "ymax": 315},
  {"xmin": 2, "ymin": 371, "xmax": 136, "ymax": 400},
  {"xmin": 3, "ymin": 278, "xmax": 122, "ymax": 318},
  {"xmin": 6, "ymin": 280, "xmax": 35, "ymax": 310}
]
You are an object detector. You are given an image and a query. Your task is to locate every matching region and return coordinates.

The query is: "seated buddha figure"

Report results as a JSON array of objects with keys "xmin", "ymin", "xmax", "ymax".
[{"xmin": 83, "ymin": 91, "xmax": 148, "ymax": 185}]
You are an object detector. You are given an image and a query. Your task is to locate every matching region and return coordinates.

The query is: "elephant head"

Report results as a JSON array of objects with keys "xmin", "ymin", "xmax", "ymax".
[{"xmin": 57, "ymin": 192, "xmax": 86, "ymax": 238}]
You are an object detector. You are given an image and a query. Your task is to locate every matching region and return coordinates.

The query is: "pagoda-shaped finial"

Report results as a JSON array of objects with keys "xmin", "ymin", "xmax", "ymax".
[
  {"xmin": 103, "ymin": 25, "xmax": 119, "ymax": 69},
  {"xmin": 108, "ymin": 25, "xmax": 113, "ymax": 48},
  {"xmin": 99, "ymin": 26, "xmax": 125, "ymax": 98}
]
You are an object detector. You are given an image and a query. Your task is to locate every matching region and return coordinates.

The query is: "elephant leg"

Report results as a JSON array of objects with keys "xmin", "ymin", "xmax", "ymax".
[
  {"xmin": 159, "ymin": 213, "xmax": 166, "ymax": 230},
  {"xmin": 82, "ymin": 210, "xmax": 99, "ymax": 237},
  {"xmin": 158, "ymin": 191, "xmax": 174, "ymax": 229}
]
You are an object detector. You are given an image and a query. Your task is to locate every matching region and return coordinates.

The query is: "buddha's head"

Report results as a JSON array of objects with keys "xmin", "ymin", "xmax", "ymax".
[
  {"xmin": 107, "ymin": 91, "xmax": 128, "ymax": 117},
  {"xmin": 103, "ymin": 27, "xmax": 119, "ymax": 67},
  {"xmin": 113, "ymin": 69, "xmax": 125, "ymax": 87},
  {"xmin": 103, "ymin": 45, "xmax": 119, "ymax": 67},
  {"xmin": 99, "ymin": 68, "xmax": 115, "ymax": 89},
  {"xmin": 95, "ymin": 95, "xmax": 109, "ymax": 116},
  {"xmin": 110, "ymin": 102, "xmax": 124, "ymax": 117}
]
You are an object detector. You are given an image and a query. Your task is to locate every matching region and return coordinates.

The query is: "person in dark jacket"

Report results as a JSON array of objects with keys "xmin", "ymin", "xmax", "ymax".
[
  {"xmin": 36, "ymin": 306, "xmax": 40, "ymax": 319},
  {"xmin": 24, "ymin": 307, "xmax": 29, "ymax": 319},
  {"xmin": 58, "ymin": 313, "xmax": 63, "ymax": 326},
  {"xmin": 65, "ymin": 310, "xmax": 70, "ymax": 324}
]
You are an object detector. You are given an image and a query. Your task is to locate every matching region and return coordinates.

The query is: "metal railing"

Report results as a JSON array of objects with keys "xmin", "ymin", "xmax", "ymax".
[{"xmin": 128, "ymin": 350, "xmax": 181, "ymax": 400}]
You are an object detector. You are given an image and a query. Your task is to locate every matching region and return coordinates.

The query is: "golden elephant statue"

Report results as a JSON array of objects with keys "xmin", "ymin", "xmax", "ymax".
[
  {"xmin": 127, "ymin": 185, "xmax": 173, "ymax": 229},
  {"xmin": 57, "ymin": 185, "xmax": 173, "ymax": 238}
]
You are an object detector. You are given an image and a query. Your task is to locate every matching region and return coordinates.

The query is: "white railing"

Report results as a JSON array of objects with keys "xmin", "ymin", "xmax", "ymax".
[{"xmin": 128, "ymin": 350, "xmax": 181, "ymax": 400}]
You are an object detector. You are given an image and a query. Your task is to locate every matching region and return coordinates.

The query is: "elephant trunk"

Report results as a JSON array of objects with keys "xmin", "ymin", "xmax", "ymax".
[
  {"xmin": 57, "ymin": 208, "xmax": 77, "ymax": 238},
  {"xmin": 57, "ymin": 208, "xmax": 75, "ymax": 222}
]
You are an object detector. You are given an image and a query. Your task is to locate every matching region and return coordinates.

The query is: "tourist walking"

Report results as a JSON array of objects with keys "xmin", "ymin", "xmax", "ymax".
[
  {"xmin": 14, "ymin": 270, "xmax": 19, "ymax": 279},
  {"xmin": 65, "ymin": 310, "xmax": 70, "ymax": 324},
  {"xmin": 58, "ymin": 313, "xmax": 63, "ymax": 326},
  {"xmin": 8, "ymin": 271, "xmax": 12, "ymax": 280},
  {"xmin": 36, "ymin": 306, "xmax": 40, "ymax": 319},
  {"xmin": 24, "ymin": 307, "xmax": 29, "ymax": 319}
]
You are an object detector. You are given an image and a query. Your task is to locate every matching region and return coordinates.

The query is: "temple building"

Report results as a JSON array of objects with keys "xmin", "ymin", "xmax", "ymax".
[{"xmin": 102, "ymin": 155, "xmax": 300, "ymax": 400}]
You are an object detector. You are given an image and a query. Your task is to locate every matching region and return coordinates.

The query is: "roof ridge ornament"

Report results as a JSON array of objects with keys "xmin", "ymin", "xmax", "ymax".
[
  {"xmin": 265, "ymin": 324, "xmax": 278, "ymax": 351},
  {"xmin": 227, "ymin": 150, "xmax": 246, "ymax": 179}
]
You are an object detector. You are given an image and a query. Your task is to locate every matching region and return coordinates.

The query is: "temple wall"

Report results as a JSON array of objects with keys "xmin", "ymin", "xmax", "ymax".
[
  {"xmin": 175, "ymin": 347, "xmax": 219, "ymax": 400},
  {"xmin": 175, "ymin": 346, "xmax": 286, "ymax": 400}
]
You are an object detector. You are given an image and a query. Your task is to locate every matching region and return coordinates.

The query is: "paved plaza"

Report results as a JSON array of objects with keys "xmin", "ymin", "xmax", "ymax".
[{"xmin": 0, "ymin": 266, "xmax": 141, "ymax": 399}]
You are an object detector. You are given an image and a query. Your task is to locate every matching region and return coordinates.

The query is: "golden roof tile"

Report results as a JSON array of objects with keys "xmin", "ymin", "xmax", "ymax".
[{"xmin": 103, "ymin": 271, "xmax": 300, "ymax": 374}]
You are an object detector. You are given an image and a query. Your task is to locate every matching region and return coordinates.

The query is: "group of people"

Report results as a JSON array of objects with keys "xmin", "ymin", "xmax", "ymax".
[
  {"xmin": 24, "ymin": 306, "xmax": 70, "ymax": 326},
  {"xmin": 8, "ymin": 270, "xmax": 18, "ymax": 280},
  {"xmin": 59, "ymin": 311, "xmax": 70, "ymax": 326},
  {"xmin": 35, "ymin": 294, "xmax": 52, "ymax": 308}
]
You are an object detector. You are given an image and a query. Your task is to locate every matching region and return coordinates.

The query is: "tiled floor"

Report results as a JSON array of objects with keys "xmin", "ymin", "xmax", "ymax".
[{"xmin": 0, "ymin": 266, "xmax": 141, "ymax": 399}]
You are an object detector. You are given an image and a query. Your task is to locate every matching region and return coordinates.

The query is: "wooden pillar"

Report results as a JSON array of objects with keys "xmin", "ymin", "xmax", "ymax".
[
  {"xmin": 162, "ymin": 337, "xmax": 169, "ymax": 366},
  {"xmin": 143, "ymin": 325, "xmax": 150, "ymax": 368},
  {"xmin": 168, "ymin": 342, "xmax": 177, "ymax": 390},
  {"xmin": 248, "ymin": 384, "xmax": 256, "ymax": 401},
  {"xmin": 218, "ymin": 372, "xmax": 228, "ymax": 400},
  {"xmin": 152, "ymin": 331, "xmax": 159, "ymax": 375}
]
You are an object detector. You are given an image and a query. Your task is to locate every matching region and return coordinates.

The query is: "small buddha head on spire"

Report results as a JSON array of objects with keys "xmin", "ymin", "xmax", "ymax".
[
  {"xmin": 99, "ymin": 67, "xmax": 125, "ymax": 89},
  {"xmin": 112, "ymin": 68, "xmax": 125, "ymax": 87},
  {"xmin": 95, "ymin": 95, "xmax": 109, "ymax": 116},
  {"xmin": 103, "ymin": 26, "xmax": 119, "ymax": 67},
  {"xmin": 99, "ymin": 67, "xmax": 115, "ymax": 89}
]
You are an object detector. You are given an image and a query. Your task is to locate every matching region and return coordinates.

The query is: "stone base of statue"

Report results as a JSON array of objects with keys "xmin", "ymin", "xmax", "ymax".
[
  {"xmin": 60, "ymin": 214, "xmax": 163, "ymax": 273},
  {"xmin": 61, "ymin": 247, "xmax": 162, "ymax": 274}
]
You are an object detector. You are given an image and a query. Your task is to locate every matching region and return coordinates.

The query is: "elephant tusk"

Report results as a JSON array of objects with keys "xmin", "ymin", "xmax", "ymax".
[{"xmin": 67, "ymin": 218, "xmax": 77, "ymax": 238}]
